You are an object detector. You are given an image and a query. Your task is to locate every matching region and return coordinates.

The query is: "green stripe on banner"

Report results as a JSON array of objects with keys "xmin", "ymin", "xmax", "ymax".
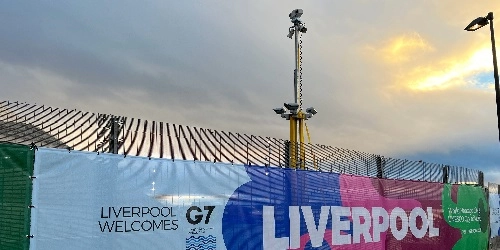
[
  {"xmin": 443, "ymin": 183, "xmax": 489, "ymax": 250},
  {"xmin": 0, "ymin": 143, "xmax": 34, "ymax": 250}
]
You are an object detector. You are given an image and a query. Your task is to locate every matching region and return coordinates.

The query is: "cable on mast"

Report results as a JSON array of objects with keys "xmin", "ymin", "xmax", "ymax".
[{"xmin": 272, "ymin": 9, "xmax": 317, "ymax": 169}]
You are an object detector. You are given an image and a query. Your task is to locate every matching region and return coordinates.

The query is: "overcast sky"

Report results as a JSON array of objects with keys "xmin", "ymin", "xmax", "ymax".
[{"xmin": 1, "ymin": 1, "xmax": 500, "ymax": 183}]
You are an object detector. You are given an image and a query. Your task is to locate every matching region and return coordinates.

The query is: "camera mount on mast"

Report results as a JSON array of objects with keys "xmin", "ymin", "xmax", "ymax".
[
  {"xmin": 273, "ymin": 9, "xmax": 317, "ymax": 169},
  {"xmin": 288, "ymin": 9, "xmax": 307, "ymax": 39}
]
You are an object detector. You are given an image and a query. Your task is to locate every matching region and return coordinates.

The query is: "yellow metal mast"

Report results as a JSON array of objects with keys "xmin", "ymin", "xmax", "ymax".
[{"xmin": 273, "ymin": 9, "xmax": 317, "ymax": 169}]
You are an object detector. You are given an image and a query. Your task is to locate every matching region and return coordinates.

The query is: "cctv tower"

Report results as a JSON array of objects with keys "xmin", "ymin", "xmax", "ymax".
[{"xmin": 273, "ymin": 9, "xmax": 317, "ymax": 169}]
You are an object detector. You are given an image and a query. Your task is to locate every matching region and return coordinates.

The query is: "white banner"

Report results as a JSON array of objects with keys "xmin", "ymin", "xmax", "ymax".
[
  {"xmin": 30, "ymin": 148, "xmax": 249, "ymax": 250},
  {"xmin": 490, "ymin": 191, "xmax": 500, "ymax": 238},
  {"xmin": 30, "ymin": 148, "xmax": 490, "ymax": 249}
]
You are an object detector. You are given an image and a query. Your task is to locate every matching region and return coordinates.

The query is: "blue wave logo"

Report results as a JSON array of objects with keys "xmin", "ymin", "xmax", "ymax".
[{"xmin": 186, "ymin": 235, "xmax": 216, "ymax": 250}]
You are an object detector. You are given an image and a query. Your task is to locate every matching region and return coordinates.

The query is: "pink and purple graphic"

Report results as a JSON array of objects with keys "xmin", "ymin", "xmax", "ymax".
[{"xmin": 221, "ymin": 165, "xmax": 487, "ymax": 250}]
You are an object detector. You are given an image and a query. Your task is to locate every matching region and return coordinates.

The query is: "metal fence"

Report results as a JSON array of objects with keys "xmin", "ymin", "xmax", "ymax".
[
  {"xmin": 0, "ymin": 100, "xmax": 482, "ymax": 184},
  {"xmin": 0, "ymin": 143, "xmax": 34, "ymax": 250}
]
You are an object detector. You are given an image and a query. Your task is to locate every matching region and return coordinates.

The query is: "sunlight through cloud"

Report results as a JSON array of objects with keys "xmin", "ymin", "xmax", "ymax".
[
  {"xmin": 379, "ymin": 32, "xmax": 434, "ymax": 63},
  {"xmin": 409, "ymin": 48, "xmax": 492, "ymax": 90}
]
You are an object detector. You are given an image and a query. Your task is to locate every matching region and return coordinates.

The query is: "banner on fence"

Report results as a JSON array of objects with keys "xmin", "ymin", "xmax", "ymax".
[
  {"xmin": 30, "ymin": 148, "xmax": 488, "ymax": 250},
  {"xmin": 490, "ymin": 183, "xmax": 500, "ymax": 239},
  {"xmin": 0, "ymin": 143, "xmax": 34, "ymax": 250}
]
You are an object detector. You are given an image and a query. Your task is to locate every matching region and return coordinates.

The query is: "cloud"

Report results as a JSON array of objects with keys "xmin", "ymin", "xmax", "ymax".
[
  {"xmin": 0, "ymin": 0, "xmax": 500, "ymax": 177},
  {"xmin": 401, "ymin": 143, "xmax": 500, "ymax": 184},
  {"xmin": 407, "ymin": 47, "xmax": 493, "ymax": 90},
  {"xmin": 368, "ymin": 32, "xmax": 434, "ymax": 64}
]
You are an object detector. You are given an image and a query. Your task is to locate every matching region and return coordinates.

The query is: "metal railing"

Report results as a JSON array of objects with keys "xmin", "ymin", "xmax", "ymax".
[{"xmin": 0, "ymin": 100, "xmax": 482, "ymax": 184}]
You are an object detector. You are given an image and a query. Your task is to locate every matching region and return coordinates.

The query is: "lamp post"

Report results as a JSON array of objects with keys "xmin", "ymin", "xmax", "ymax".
[
  {"xmin": 273, "ymin": 9, "xmax": 317, "ymax": 169},
  {"xmin": 465, "ymin": 12, "xmax": 500, "ymax": 142}
]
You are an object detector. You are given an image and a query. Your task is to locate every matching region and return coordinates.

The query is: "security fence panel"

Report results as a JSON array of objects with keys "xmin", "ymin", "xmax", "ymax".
[
  {"xmin": 30, "ymin": 148, "xmax": 488, "ymax": 250},
  {"xmin": 0, "ymin": 100, "xmax": 483, "ymax": 185},
  {"xmin": 30, "ymin": 148, "xmax": 249, "ymax": 250},
  {"xmin": 489, "ymin": 182, "xmax": 500, "ymax": 249},
  {"xmin": 0, "ymin": 143, "xmax": 34, "ymax": 250},
  {"xmin": 224, "ymin": 171, "xmax": 488, "ymax": 250}
]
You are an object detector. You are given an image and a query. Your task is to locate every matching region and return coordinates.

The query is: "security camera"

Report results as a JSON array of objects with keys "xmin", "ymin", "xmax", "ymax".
[
  {"xmin": 306, "ymin": 107, "xmax": 317, "ymax": 115},
  {"xmin": 281, "ymin": 114, "xmax": 291, "ymax": 120},
  {"xmin": 299, "ymin": 25, "xmax": 307, "ymax": 33},
  {"xmin": 289, "ymin": 9, "xmax": 303, "ymax": 20},
  {"xmin": 287, "ymin": 28, "xmax": 294, "ymax": 39},
  {"xmin": 284, "ymin": 102, "xmax": 299, "ymax": 111},
  {"xmin": 273, "ymin": 107, "xmax": 286, "ymax": 114}
]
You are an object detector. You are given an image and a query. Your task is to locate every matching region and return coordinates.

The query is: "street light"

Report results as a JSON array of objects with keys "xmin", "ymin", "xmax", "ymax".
[{"xmin": 465, "ymin": 12, "xmax": 500, "ymax": 142}]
